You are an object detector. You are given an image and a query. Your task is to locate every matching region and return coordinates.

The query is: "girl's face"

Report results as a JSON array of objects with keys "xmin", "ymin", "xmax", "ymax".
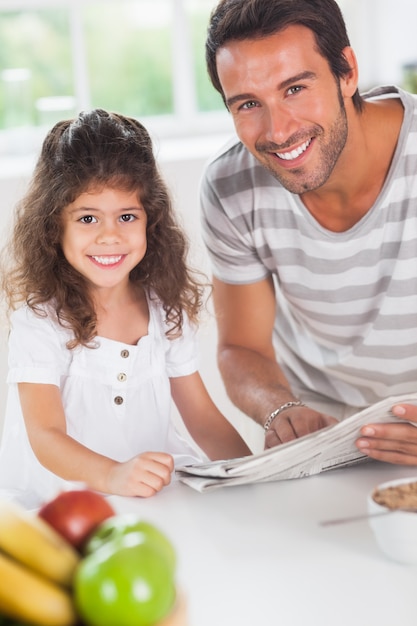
[{"xmin": 61, "ymin": 187, "xmax": 147, "ymax": 295}]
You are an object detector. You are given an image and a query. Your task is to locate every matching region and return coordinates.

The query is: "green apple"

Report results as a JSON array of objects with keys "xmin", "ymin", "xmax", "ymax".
[
  {"xmin": 83, "ymin": 514, "xmax": 176, "ymax": 572},
  {"xmin": 74, "ymin": 533, "xmax": 176, "ymax": 626}
]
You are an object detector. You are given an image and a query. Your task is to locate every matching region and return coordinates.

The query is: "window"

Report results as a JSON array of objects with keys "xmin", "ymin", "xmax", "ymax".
[
  {"xmin": 0, "ymin": 0, "xmax": 229, "ymax": 157},
  {"xmin": 2, "ymin": 0, "xmax": 417, "ymax": 160}
]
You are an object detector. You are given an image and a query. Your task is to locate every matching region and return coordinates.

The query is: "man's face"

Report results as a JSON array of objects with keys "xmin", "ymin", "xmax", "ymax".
[{"xmin": 216, "ymin": 25, "xmax": 350, "ymax": 194}]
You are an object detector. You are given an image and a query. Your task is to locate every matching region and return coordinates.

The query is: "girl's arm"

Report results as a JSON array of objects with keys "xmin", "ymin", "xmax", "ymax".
[
  {"xmin": 18, "ymin": 382, "xmax": 173, "ymax": 497},
  {"xmin": 170, "ymin": 372, "xmax": 252, "ymax": 460}
]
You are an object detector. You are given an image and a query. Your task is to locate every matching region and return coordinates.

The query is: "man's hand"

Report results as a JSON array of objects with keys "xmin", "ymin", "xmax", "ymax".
[
  {"xmin": 264, "ymin": 405, "xmax": 337, "ymax": 449},
  {"xmin": 356, "ymin": 403, "xmax": 417, "ymax": 465}
]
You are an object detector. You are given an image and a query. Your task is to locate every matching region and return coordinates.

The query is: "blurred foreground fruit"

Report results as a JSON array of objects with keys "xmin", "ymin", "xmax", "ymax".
[
  {"xmin": 0, "ymin": 499, "xmax": 79, "ymax": 587},
  {"xmin": 157, "ymin": 590, "xmax": 188, "ymax": 626},
  {"xmin": 38, "ymin": 489, "xmax": 115, "ymax": 551},
  {"xmin": 0, "ymin": 497, "xmax": 185, "ymax": 626},
  {"xmin": 0, "ymin": 552, "xmax": 77, "ymax": 626},
  {"xmin": 0, "ymin": 615, "xmax": 27, "ymax": 625},
  {"xmin": 0, "ymin": 500, "xmax": 78, "ymax": 626},
  {"xmin": 74, "ymin": 532, "xmax": 176, "ymax": 626},
  {"xmin": 84, "ymin": 514, "xmax": 176, "ymax": 571}
]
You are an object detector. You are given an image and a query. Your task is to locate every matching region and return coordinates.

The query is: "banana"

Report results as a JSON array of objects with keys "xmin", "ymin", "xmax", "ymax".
[
  {"xmin": 0, "ymin": 500, "xmax": 79, "ymax": 587},
  {"xmin": 0, "ymin": 551, "xmax": 77, "ymax": 626}
]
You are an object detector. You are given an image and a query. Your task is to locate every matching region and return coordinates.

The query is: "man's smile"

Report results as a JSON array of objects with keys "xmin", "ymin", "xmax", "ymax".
[{"xmin": 275, "ymin": 138, "xmax": 312, "ymax": 161}]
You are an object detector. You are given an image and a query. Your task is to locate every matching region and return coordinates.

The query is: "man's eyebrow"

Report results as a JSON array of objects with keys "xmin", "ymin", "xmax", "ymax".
[
  {"xmin": 225, "ymin": 70, "xmax": 317, "ymax": 109},
  {"xmin": 278, "ymin": 70, "xmax": 317, "ymax": 91},
  {"xmin": 226, "ymin": 92, "xmax": 256, "ymax": 109}
]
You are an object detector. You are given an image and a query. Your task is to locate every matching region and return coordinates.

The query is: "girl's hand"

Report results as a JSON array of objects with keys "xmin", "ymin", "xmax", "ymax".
[{"xmin": 107, "ymin": 452, "xmax": 174, "ymax": 497}]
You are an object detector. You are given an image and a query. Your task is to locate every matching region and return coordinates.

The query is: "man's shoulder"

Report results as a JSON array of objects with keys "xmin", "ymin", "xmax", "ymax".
[
  {"xmin": 362, "ymin": 85, "xmax": 401, "ymax": 101},
  {"xmin": 362, "ymin": 84, "xmax": 417, "ymax": 112},
  {"xmin": 362, "ymin": 85, "xmax": 417, "ymax": 157}
]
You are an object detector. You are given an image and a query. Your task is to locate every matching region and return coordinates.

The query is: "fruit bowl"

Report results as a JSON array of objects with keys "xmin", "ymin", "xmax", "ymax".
[{"xmin": 367, "ymin": 476, "xmax": 417, "ymax": 564}]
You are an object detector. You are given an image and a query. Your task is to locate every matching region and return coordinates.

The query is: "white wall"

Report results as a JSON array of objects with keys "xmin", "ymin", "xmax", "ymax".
[
  {"xmin": 0, "ymin": 136, "xmax": 265, "ymax": 452},
  {"xmin": 341, "ymin": 0, "xmax": 417, "ymax": 91}
]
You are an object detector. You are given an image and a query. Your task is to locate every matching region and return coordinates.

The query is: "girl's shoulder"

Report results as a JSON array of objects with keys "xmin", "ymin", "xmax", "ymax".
[
  {"xmin": 11, "ymin": 301, "xmax": 72, "ymax": 342},
  {"xmin": 8, "ymin": 302, "xmax": 74, "ymax": 376},
  {"xmin": 12, "ymin": 300, "xmax": 54, "ymax": 325}
]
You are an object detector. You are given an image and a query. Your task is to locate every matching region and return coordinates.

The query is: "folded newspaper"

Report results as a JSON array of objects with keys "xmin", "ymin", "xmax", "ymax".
[{"xmin": 176, "ymin": 393, "xmax": 417, "ymax": 492}]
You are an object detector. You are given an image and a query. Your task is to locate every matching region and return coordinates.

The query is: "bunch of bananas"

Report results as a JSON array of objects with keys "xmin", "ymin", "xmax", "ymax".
[{"xmin": 0, "ymin": 500, "xmax": 79, "ymax": 626}]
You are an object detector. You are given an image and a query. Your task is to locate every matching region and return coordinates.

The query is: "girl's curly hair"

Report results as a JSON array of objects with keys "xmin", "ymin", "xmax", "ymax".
[{"xmin": 1, "ymin": 109, "xmax": 206, "ymax": 347}]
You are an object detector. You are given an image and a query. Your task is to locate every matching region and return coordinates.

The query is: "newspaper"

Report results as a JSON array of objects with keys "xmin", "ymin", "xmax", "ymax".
[{"xmin": 176, "ymin": 393, "xmax": 417, "ymax": 492}]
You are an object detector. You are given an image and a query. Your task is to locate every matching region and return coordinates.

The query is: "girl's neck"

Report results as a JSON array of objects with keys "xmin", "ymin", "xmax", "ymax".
[{"xmin": 93, "ymin": 283, "xmax": 150, "ymax": 345}]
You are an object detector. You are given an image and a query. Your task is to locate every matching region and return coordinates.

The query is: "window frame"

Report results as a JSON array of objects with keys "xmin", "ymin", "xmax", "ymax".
[{"xmin": 0, "ymin": 0, "xmax": 232, "ymax": 161}]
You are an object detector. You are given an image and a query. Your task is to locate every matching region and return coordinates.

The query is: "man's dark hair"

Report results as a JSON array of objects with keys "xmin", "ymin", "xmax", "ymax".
[{"xmin": 206, "ymin": 0, "xmax": 363, "ymax": 111}]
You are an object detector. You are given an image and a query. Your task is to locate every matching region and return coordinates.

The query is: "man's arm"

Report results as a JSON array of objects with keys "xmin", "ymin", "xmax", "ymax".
[{"xmin": 212, "ymin": 276, "xmax": 337, "ymax": 446}]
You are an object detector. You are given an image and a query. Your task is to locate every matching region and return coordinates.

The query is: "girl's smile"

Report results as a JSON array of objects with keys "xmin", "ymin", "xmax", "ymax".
[{"xmin": 89, "ymin": 254, "xmax": 126, "ymax": 267}]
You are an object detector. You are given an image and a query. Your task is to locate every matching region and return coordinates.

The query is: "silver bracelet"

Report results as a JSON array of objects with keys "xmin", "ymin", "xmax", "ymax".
[{"xmin": 263, "ymin": 400, "xmax": 305, "ymax": 431}]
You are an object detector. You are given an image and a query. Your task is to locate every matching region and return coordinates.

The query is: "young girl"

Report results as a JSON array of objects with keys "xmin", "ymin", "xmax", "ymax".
[{"xmin": 0, "ymin": 109, "xmax": 251, "ymax": 508}]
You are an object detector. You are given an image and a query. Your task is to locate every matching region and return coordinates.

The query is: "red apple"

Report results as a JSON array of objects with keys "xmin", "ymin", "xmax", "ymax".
[{"xmin": 38, "ymin": 489, "xmax": 115, "ymax": 551}]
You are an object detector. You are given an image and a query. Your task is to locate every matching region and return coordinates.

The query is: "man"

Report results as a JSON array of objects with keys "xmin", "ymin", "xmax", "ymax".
[{"xmin": 200, "ymin": 0, "xmax": 417, "ymax": 464}]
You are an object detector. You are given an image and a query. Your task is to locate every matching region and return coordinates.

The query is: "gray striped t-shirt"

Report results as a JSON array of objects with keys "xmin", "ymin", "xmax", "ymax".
[{"xmin": 200, "ymin": 86, "xmax": 417, "ymax": 409}]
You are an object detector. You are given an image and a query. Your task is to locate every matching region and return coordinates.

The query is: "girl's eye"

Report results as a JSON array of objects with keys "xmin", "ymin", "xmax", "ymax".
[
  {"xmin": 79, "ymin": 215, "xmax": 97, "ymax": 224},
  {"xmin": 120, "ymin": 214, "xmax": 136, "ymax": 222}
]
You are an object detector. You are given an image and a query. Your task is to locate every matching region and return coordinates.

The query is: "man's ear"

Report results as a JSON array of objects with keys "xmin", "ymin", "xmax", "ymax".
[{"xmin": 340, "ymin": 46, "xmax": 359, "ymax": 98}]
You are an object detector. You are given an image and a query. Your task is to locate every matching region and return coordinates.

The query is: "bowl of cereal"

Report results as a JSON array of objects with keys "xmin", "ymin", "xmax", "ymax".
[{"xmin": 367, "ymin": 476, "xmax": 417, "ymax": 564}]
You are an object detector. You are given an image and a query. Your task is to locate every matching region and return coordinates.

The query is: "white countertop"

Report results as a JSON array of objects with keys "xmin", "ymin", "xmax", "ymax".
[{"xmin": 109, "ymin": 461, "xmax": 417, "ymax": 626}]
